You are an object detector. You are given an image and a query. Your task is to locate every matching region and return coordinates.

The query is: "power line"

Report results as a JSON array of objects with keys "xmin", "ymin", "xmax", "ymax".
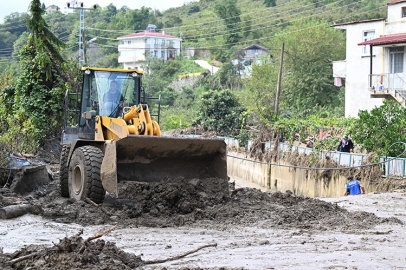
[
  {"xmin": 184, "ymin": 0, "xmax": 354, "ymax": 41},
  {"xmin": 176, "ymin": 0, "xmax": 334, "ymax": 36},
  {"xmin": 191, "ymin": 4, "xmax": 386, "ymax": 50},
  {"xmin": 162, "ymin": 0, "xmax": 294, "ymax": 31},
  {"xmin": 87, "ymin": 34, "xmax": 119, "ymax": 41}
]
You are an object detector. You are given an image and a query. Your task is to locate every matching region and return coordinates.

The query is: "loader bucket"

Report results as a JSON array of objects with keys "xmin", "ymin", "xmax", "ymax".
[{"xmin": 101, "ymin": 135, "xmax": 227, "ymax": 197}]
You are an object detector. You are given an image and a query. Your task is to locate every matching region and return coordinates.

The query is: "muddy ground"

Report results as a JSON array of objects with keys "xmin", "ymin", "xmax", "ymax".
[{"xmin": 0, "ymin": 167, "xmax": 406, "ymax": 269}]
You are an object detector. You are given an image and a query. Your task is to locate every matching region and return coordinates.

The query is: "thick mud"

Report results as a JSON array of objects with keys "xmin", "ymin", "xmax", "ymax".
[
  {"xmin": 2, "ymin": 176, "xmax": 400, "ymax": 230},
  {"xmin": 0, "ymin": 168, "xmax": 404, "ymax": 269}
]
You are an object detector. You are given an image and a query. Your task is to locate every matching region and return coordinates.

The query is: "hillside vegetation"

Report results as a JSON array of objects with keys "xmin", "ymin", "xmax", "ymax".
[{"xmin": 3, "ymin": 0, "xmax": 406, "ymax": 163}]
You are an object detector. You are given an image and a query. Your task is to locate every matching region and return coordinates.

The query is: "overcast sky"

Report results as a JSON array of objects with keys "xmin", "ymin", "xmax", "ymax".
[{"xmin": 1, "ymin": 0, "xmax": 187, "ymax": 24}]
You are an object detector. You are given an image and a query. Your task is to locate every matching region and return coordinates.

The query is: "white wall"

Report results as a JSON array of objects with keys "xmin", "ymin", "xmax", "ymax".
[
  {"xmin": 387, "ymin": 3, "xmax": 406, "ymax": 22},
  {"xmin": 337, "ymin": 21, "xmax": 385, "ymax": 118},
  {"xmin": 118, "ymin": 35, "xmax": 181, "ymax": 70}
]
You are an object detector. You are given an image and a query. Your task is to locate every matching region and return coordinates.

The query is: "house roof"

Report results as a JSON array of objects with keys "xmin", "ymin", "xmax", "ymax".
[
  {"xmin": 243, "ymin": 44, "xmax": 269, "ymax": 51},
  {"xmin": 387, "ymin": 0, "xmax": 406, "ymax": 5},
  {"xmin": 117, "ymin": 31, "xmax": 181, "ymax": 40},
  {"xmin": 331, "ymin": 18, "xmax": 385, "ymax": 27},
  {"xmin": 358, "ymin": 33, "xmax": 406, "ymax": 46}
]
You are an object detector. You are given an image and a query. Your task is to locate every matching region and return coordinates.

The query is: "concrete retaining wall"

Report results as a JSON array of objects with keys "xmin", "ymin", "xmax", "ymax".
[{"xmin": 227, "ymin": 150, "xmax": 383, "ymax": 198}]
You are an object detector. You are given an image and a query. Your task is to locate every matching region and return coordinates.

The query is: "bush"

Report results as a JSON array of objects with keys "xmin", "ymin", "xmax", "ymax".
[
  {"xmin": 348, "ymin": 100, "xmax": 406, "ymax": 157},
  {"xmin": 162, "ymin": 114, "xmax": 191, "ymax": 130},
  {"xmin": 188, "ymin": 5, "xmax": 200, "ymax": 15},
  {"xmin": 195, "ymin": 89, "xmax": 246, "ymax": 136}
]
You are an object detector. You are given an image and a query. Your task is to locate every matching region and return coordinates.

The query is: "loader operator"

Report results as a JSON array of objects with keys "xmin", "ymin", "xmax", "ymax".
[
  {"xmin": 101, "ymin": 80, "xmax": 124, "ymax": 117},
  {"xmin": 343, "ymin": 176, "xmax": 366, "ymax": 196}
]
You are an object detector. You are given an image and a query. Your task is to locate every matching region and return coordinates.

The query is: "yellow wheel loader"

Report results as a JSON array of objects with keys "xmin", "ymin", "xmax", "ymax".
[{"xmin": 59, "ymin": 67, "xmax": 227, "ymax": 204}]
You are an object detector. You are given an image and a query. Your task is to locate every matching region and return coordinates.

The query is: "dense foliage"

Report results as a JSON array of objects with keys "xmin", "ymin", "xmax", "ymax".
[
  {"xmin": 273, "ymin": 19, "xmax": 346, "ymax": 118},
  {"xmin": 0, "ymin": 0, "xmax": 395, "ymax": 160},
  {"xmin": 0, "ymin": 0, "xmax": 75, "ymax": 160},
  {"xmin": 348, "ymin": 101, "xmax": 406, "ymax": 157},
  {"xmin": 195, "ymin": 89, "xmax": 246, "ymax": 136}
]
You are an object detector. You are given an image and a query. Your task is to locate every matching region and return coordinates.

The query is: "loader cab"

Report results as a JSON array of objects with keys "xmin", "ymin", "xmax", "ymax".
[
  {"xmin": 79, "ymin": 68, "xmax": 143, "ymax": 139},
  {"xmin": 67, "ymin": 68, "xmax": 143, "ymax": 141}
]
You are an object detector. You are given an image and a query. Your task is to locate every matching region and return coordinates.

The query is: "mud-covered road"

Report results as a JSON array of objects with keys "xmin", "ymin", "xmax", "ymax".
[{"xmin": 1, "ymin": 175, "xmax": 406, "ymax": 269}]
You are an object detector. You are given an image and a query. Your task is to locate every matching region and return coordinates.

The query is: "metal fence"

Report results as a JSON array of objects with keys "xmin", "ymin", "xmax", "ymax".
[{"xmin": 208, "ymin": 136, "xmax": 405, "ymax": 178}]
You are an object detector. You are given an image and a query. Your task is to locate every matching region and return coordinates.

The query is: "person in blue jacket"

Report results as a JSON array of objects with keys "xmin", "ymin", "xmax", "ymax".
[{"xmin": 343, "ymin": 176, "xmax": 366, "ymax": 196}]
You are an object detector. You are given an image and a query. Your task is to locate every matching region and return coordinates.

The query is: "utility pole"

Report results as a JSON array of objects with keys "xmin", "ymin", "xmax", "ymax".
[
  {"xmin": 67, "ymin": 2, "xmax": 96, "ymax": 65},
  {"xmin": 211, "ymin": 65, "xmax": 214, "ymax": 91},
  {"xmin": 274, "ymin": 42, "xmax": 284, "ymax": 120},
  {"xmin": 179, "ymin": 31, "xmax": 182, "ymax": 54}
]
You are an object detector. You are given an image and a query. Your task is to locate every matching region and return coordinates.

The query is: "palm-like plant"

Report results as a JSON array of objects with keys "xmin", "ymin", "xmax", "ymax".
[{"xmin": 24, "ymin": 0, "xmax": 66, "ymax": 85}]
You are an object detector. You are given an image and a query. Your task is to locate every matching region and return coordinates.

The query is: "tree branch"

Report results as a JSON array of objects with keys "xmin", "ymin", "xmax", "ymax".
[{"xmin": 143, "ymin": 243, "xmax": 217, "ymax": 265}]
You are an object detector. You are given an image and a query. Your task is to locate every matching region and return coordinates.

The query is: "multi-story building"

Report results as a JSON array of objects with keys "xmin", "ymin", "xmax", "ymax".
[
  {"xmin": 117, "ymin": 25, "xmax": 182, "ymax": 71},
  {"xmin": 333, "ymin": 0, "xmax": 406, "ymax": 117}
]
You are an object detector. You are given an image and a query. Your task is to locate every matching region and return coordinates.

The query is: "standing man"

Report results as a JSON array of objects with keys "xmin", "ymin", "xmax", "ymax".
[
  {"xmin": 337, "ymin": 135, "xmax": 354, "ymax": 152},
  {"xmin": 343, "ymin": 176, "xmax": 366, "ymax": 196}
]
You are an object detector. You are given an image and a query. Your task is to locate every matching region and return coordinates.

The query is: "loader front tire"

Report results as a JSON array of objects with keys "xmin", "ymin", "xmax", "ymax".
[
  {"xmin": 59, "ymin": 145, "xmax": 70, "ymax": 197},
  {"xmin": 68, "ymin": 146, "xmax": 105, "ymax": 204}
]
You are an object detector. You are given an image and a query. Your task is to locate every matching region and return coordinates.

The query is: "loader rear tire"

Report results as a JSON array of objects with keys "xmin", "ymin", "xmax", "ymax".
[
  {"xmin": 59, "ymin": 145, "xmax": 70, "ymax": 197},
  {"xmin": 68, "ymin": 146, "xmax": 105, "ymax": 204}
]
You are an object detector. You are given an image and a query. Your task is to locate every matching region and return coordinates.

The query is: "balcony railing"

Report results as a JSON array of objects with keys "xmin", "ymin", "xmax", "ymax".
[{"xmin": 368, "ymin": 73, "xmax": 406, "ymax": 99}]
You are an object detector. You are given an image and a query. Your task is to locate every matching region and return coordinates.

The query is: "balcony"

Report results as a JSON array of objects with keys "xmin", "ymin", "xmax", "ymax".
[{"xmin": 368, "ymin": 73, "xmax": 406, "ymax": 106}]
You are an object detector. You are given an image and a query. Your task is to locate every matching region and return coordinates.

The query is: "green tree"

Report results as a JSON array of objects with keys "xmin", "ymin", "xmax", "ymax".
[
  {"xmin": 348, "ymin": 101, "xmax": 406, "ymax": 157},
  {"xmin": 12, "ymin": 0, "xmax": 67, "ymax": 141},
  {"xmin": 112, "ymin": 7, "xmax": 151, "ymax": 30},
  {"xmin": 195, "ymin": 89, "xmax": 246, "ymax": 136},
  {"xmin": 273, "ymin": 18, "xmax": 345, "ymax": 117},
  {"xmin": 103, "ymin": 3, "xmax": 117, "ymax": 22},
  {"xmin": 213, "ymin": 0, "xmax": 241, "ymax": 45},
  {"xmin": 243, "ymin": 57, "xmax": 278, "ymax": 123},
  {"xmin": 263, "ymin": 0, "xmax": 276, "ymax": 7}
]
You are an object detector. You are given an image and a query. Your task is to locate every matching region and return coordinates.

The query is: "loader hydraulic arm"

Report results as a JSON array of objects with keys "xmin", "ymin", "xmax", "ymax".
[{"xmin": 95, "ymin": 104, "xmax": 161, "ymax": 141}]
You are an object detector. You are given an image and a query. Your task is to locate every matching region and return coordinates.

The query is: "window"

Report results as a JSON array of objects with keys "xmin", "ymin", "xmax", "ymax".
[
  {"xmin": 154, "ymin": 51, "xmax": 158, "ymax": 57},
  {"xmin": 251, "ymin": 49, "xmax": 258, "ymax": 55},
  {"xmin": 403, "ymin": 7, "xmax": 406, "ymax": 17},
  {"xmin": 161, "ymin": 51, "xmax": 165, "ymax": 58},
  {"xmin": 162, "ymin": 40, "xmax": 165, "ymax": 46},
  {"xmin": 363, "ymin": 30, "xmax": 375, "ymax": 54},
  {"xmin": 127, "ymin": 40, "xmax": 131, "ymax": 45},
  {"xmin": 154, "ymin": 39, "xmax": 158, "ymax": 45},
  {"xmin": 144, "ymin": 38, "xmax": 148, "ymax": 44}
]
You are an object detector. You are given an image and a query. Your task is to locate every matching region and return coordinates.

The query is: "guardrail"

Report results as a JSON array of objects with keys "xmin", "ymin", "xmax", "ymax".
[
  {"xmin": 368, "ymin": 73, "xmax": 406, "ymax": 98},
  {"xmin": 182, "ymin": 135, "xmax": 405, "ymax": 177}
]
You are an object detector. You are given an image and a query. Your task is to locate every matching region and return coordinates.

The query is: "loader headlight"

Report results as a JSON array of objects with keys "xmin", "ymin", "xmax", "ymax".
[
  {"xmin": 132, "ymin": 72, "xmax": 139, "ymax": 78},
  {"xmin": 85, "ymin": 69, "xmax": 91, "ymax": 75}
]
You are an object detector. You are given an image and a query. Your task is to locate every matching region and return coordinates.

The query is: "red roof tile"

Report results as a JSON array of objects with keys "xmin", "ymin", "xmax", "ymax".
[
  {"xmin": 358, "ymin": 33, "xmax": 406, "ymax": 46},
  {"xmin": 387, "ymin": 0, "xmax": 406, "ymax": 5},
  {"xmin": 117, "ymin": 31, "xmax": 180, "ymax": 39}
]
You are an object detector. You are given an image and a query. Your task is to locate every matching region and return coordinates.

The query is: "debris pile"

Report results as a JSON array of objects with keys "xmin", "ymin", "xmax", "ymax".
[{"xmin": 0, "ymin": 233, "xmax": 143, "ymax": 270}]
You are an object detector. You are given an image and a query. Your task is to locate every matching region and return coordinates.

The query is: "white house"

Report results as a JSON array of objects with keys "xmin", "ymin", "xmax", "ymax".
[
  {"xmin": 117, "ymin": 25, "xmax": 182, "ymax": 71},
  {"xmin": 333, "ymin": 0, "xmax": 406, "ymax": 118}
]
